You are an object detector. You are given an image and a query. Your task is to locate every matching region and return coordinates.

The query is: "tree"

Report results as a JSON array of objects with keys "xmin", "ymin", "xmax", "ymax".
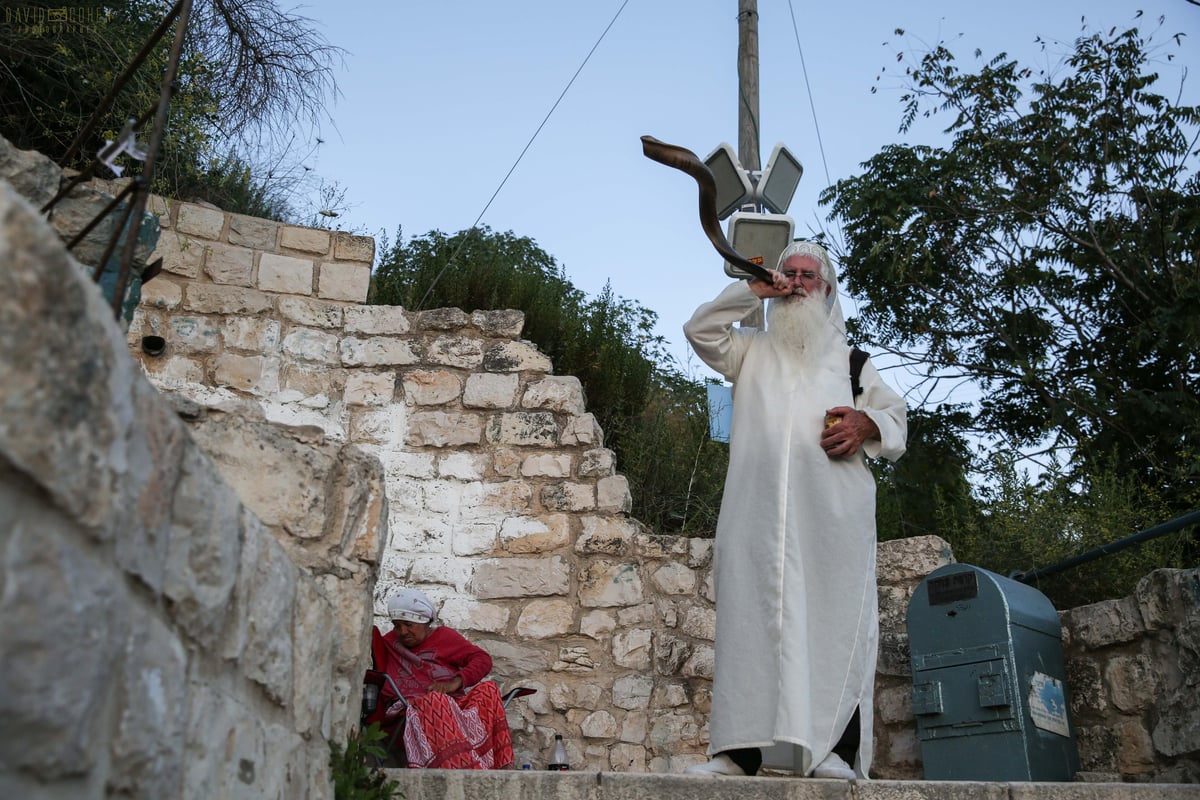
[
  {"xmin": 823, "ymin": 21, "xmax": 1200, "ymax": 504},
  {"xmin": 0, "ymin": 0, "xmax": 342, "ymax": 218}
]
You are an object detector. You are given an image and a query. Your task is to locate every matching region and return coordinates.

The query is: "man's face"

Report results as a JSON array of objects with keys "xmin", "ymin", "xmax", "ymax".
[{"xmin": 779, "ymin": 255, "xmax": 830, "ymax": 302}]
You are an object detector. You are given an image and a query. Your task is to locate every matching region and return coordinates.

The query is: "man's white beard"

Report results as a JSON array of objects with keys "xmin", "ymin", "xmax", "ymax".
[{"xmin": 767, "ymin": 292, "xmax": 830, "ymax": 367}]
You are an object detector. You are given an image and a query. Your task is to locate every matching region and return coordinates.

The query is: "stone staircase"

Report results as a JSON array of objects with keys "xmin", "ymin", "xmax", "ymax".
[{"xmin": 383, "ymin": 770, "xmax": 1196, "ymax": 800}]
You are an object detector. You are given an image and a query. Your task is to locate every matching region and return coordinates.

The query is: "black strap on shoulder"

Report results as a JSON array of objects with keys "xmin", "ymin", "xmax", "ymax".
[{"xmin": 849, "ymin": 347, "xmax": 869, "ymax": 398}]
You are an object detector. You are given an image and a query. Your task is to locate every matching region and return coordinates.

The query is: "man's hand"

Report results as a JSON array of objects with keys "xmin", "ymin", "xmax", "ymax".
[
  {"xmin": 427, "ymin": 675, "xmax": 464, "ymax": 694},
  {"xmin": 748, "ymin": 268, "xmax": 793, "ymax": 299},
  {"xmin": 820, "ymin": 407, "xmax": 880, "ymax": 457}
]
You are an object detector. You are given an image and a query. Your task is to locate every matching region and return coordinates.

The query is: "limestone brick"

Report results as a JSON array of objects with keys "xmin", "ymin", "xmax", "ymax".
[
  {"xmin": 169, "ymin": 315, "xmax": 221, "ymax": 354},
  {"xmin": 553, "ymin": 644, "xmax": 596, "ymax": 673},
  {"xmin": 1105, "ymin": 653, "xmax": 1158, "ymax": 712},
  {"xmin": 1117, "ymin": 718, "xmax": 1158, "ymax": 773},
  {"xmin": 876, "ymin": 534, "xmax": 954, "ymax": 584},
  {"xmin": 680, "ymin": 606, "xmax": 715, "ymax": 641},
  {"xmin": 481, "ymin": 480, "xmax": 533, "ymax": 513},
  {"xmin": 176, "ymin": 202, "xmax": 225, "ymax": 239},
  {"xmin": 282, "ymin": 361, "xmax": 344, "ymax": 399},
  {"xmin": 471, "ymin": 556, "xmax": 570, "ymax": 599},
  {"xmin": 682, "ymin": 645, "xmax": 714, "ymax": 678},
  {"xmin": 341, "ymin": 336, "xmax": 421, "ymax": 367},
  {"xmin": 426, "ymin": 334, "xmax": 484, "ymax": 368},
  {"xmin": 318, "ymin": 261, "xmax": 371, "ymax": 302},
  {"xmin": 154, "ymin": 228, "xmax": 203, "ymax": 278},
  {"xmin": 223, "ymin": 316, "xmax": 282, "ymax": 352},
  {"xmin": 184, "ymin": 283, "xmax": 273, "ymax": 315},
  {"xmin": 578, "ymin": 447, "xmax": 615, "ymax": 477},
  {"xmin": 620, "ymin": 711, "xmax": 648, "ymax": 743},
  {"xmin": 228, "ymin": 213, "xmax": 279, "ymax": 249},
  {"xmin": 202, "ymin": 241, "xmax": 254, "ymax": 286},
  {"xmin": 653, "ymin": 633, "xmax": 691, "ymax": 675},
  {"xmin": 654, "ymin": 683, "xmax": 689, "ymax": 708},
  {"xmin": 618, "ymin": 604, "xmax": 656, "ymax": 626},
  {"xmin": 522, "ymin": 376, "xmax": 586, "ymax": 414},
  {"xmin": 613, "ymin": 674, "xmax": 653, "ymax": 710},
  {"xmin": 409, "ymin": 556, "xmax": 474, "ymax": 593},
  {"xmin": 344, "ymin": 304, "xmax": 410, "ymax": 335},
  {"xmin": 609, "ymin": 743, "xmax": 648, "ymax": 772},
  {"xmin": 581, "ymin": 710, "xmax": 618, "ymax": 738},
  {"xmin": 521, "ymin": 453, "xmax": 571, "ymax": 478},
  {"xmin": 561, "ymin": 413, "xmax": 602, "ymax": 446},
  {"xmin": 334, "ymin": 231, "xmax": 375, "ymax": 262},
  {"xmin": 280, "ymin": 225, "xmax": 331, "ymax": 254},
  {"xmin": 344, "ymin": 370, "xmax": 395, "ymax": 406},
  {"xmin": 259, "ymin": 252, "xmax": 314, "ymax": 295},
  {"xmin": 439, "ymin": 597, "xmax": 509, "ymax": 633},
  {"xmin": 1063, "ymin": 596, "xmax": 1145, "ymax": 650},
  {"xmin": 687, "ymin": 537, "xmax": 713, "ymax": 568},
  {"xmin": 278, "ymin": 296, "xmax": 344, "ymax": 328},
  {"xmin": 488, "ymin": 411, "xmax": 558, "ymax": 447},
  {"xmin": 451, "ymin": 521, "xmax": 498, "ymax": 556},
  {"xmin": 483, "ymin": 340, "xmax": 552, "ymax": 373},
  {"xmin": 351, "ymin": 405, "xmax": 405, "ymax": 445},
  {"xmin": 463, "ymin": 372, "xmax": 519, "ymax": 409},
  {"xmin": 581, "ymin": 610, "xmax": 616, "ymax": 639},
  {"xmin": 516, "ymin": 598, "xmax": 575, "ymax": 639},
  {"xmin": 877, "ymin": 682, "xmax": 915, "ymax": 724},
  {"xmin": 549, "ymin": 681, "xmax": 603, "ymax": 712},
  {"xmin": 292, "ymin": 578, "xmax": 335, "ymax": 736},
  {"xmin": 406, "ymin": 411, "xmax": 483, "ymax": 447},
  {"xmin": 1135, "ymin": 568, "xmax": 1200, "ymax": 631},
  {"xmin": 597, "ymin": 475, "xmax": 632, "ymax": 513},
  {"xmin": 580, "ymin": 561, "xmax": 643, "ymax": 607},
  {"xmin": 493, "ymin": 447, "xmax": 521, "ymax": 478},
  {"xmin": 147, "ymin": 354, "xmax": 204, "ymax": 385},
  {"xmin": 402, "ymin": 369, "xmax": 462, "ymax": 405},
  {"xmin": 139, "ymin": 280, "xmax": 184, "ymax": 315},
  {"xmin": 283, "ymin": 328, "xmax": 340, "ymax": 365},
  {"xmin": 471, "ymin": 309, "xmax": 524, "ymax": 337},
  {"xmin": 499, "ymin": 514, "xmax": 569, "ymax": 554},
  {"xmin": 541, "ymin": 482, "xmax": 594, "ymax": 512},
  {"xmin": 213, "ymin": 353, "xmax": 280, "ymax": 395},
  {"xmin": 613, "ymin": 628, "xmax": 653, "ymax": 669},
  {"xmin": 576, "ymin": 515, "xmax": 636, "ymax": 555}
]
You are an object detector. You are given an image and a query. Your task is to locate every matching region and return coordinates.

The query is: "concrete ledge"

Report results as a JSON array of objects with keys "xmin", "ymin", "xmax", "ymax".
[{"xmin": 383, "ymin": 771, "xmax": 1198, "ymax": 800}]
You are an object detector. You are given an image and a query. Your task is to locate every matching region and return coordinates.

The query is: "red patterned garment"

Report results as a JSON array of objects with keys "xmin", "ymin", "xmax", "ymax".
[{"xmin": 401, "ymin": 680, "xmax": 514, "ymax": 769}]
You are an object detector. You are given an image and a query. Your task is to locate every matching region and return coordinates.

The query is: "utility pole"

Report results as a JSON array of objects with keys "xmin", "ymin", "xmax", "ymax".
[{"xmin": 737, "ymin": 0, "xmax": 761, "ymax": 179}]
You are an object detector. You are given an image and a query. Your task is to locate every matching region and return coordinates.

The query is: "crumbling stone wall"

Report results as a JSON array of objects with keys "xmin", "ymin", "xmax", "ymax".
[
  {"xmin": 1062, "ymin": 568, "xmax": 1200, "ymax": 783},
  {"xmin": 0, "ymin": 181, "xmax": 387, "ymax": 799}
]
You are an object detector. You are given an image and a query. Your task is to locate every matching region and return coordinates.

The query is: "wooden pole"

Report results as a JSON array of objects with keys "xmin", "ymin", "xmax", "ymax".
[{"xmin": 737, "ymin": 0, "xmax": 761, "ymax": 176}]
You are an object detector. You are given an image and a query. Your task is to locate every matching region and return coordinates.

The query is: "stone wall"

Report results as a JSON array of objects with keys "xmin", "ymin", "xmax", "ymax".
[
  {"xmin": 1062, "ymin": 568, "xmax": 1200, "ymax": 783},
  {"xmin": 0, "ymin": 181, "xmax": 388, "ymax": 799}
]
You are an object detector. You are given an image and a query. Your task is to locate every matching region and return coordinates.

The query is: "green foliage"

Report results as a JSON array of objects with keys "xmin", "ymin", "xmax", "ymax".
[
  {"xmin": 329, "ymin": 724, "xmax": 401, "ymax": 800},
  {"xmin": 370, "ymin": 225, "xmax": 727, "ymax": 533},
  {"xmin": 823, "ymin": 22, "xmax": 1200, "ymax": 503}
]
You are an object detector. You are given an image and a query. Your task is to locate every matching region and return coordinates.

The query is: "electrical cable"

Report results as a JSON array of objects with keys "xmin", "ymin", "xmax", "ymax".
[
  {"xmin": 786, "ymin": 0, "xmax": 831, "ymax": 188},
  {"xmin": 416, "ymin": 0, "xmax": 632, "ymax": 310}
]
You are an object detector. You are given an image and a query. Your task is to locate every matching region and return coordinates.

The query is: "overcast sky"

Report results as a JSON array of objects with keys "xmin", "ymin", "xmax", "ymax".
[{"xmin": 294, "ymin": 0, "xmax": 1200, "ymax": 404}]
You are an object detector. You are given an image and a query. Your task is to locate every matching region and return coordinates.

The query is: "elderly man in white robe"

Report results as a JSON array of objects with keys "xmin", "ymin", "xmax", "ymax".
[{"xmin": 682, "ymin": 241, "xmax": 907, "ymax": 780}]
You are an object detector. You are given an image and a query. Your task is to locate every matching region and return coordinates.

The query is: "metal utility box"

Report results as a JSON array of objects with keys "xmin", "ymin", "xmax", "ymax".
[{"xmin": 907, "ymin": 564, "xmax": 1080, "ymax": 781}]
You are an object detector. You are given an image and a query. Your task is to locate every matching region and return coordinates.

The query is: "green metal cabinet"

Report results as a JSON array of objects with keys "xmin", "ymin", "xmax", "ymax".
[{"xmin": 906, "ymin": 564, "xmax": 1080, "ymax": 781}]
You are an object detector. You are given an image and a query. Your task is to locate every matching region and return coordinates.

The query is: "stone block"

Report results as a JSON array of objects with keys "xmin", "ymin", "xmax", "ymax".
[
  {"xmin": 278, "ymin": 296, "xmax": 344, "ymax": 328},
  {"xmin": 681, "ymin": 644, "xmax": 713, "ymax": 678},
  {"xmin": 228, "ymin": 213, "xmax": 279, "ymax": 249},
  {"xmin": 283, "ymin": 328, "xmax": 340, "ymax": 365},
  {"xmin": 581, "ymin": 610, "xmax": 616, "ymax": 639},
  {"xmin": 516, "ymin": 598, "xmax": 576, "ymax": 639},
  {"xmin": 223, "ymin": 316, "xmax": 282, "ymax": 352},
  {"xmin": 1105, "ymin": 653, "xmax": 1158, "ymax": 713},
  {"xmin": 169, "ymin": 315, "xmax": 221, "ymax": 354},
  {"xmin": 176, "ymin": 202, "xmax": 225, "ymax": 239},
  {"xmin": 680, "ymin": 606, "xmax": 715, "ymax": 641},
  {"xmin": 202, "ymin": 241, "xmax": 254, "ymax": 286},
  {"xmin": 541, "ymin": 481, "xmax": 595, "ymax": 512},
  {"xmin": 876, "ymin": 535, "xmax": 954, "ymax": 585},
  {"xmin": 439, "ymin": 597, "xmax": 509, "ymax": 634},
  {"xmin": 344, "ymin": 370, "xmax": 395, "ymax": 406},
  {"xmin": 280, "ymin": 224, "xmax": 331, "ymax": 254},
  {"xmin": 471, "ymin": 309, "xmax": 524, "ymax": 337},
  {"xmin": 426, "ymin": 334, "xmax": 484, "ymax": 368},
  {"xmin": 406, "ymin": 411, "xmax": 483, "ymax": 447},
  {"xmin": 1062, "ymin": 596, "xmax": 1145, "ymax": 650},
  {"xmin": 1135, "ymin": 568, "xmax": 1200, "ymax": 632},
  {"xmin": 576, "ymin": 515, "xmax": 636, "ymax": 555},
  {"xmin": 580, "ymin": 561, "xmax": 643, "ymax": 607},
  {"xmin": 140, "ymin": 277, "xmax": 182, "ymax": 308},
  {"xmin": 488, "ymin": 412, "xmax": 558, "ymax": 447},
  {"xmin": 561, "ymin": 413, "xmax": 603, "ymax": 446},
  {"xmin": 317, "ymin": 261, "xmax": 370, "ymax": 302},
  {"xmin": 418, "ymin": 307, "xmax": 470, "ymax": 330},
  {"xmin": 259, "ymin": 252, "xmax": 314, "ymax": 295},
  {"xmin": 213, "ymin": 352, "xmax": 276, "ymax": 394},
  {"xmin": 581, "ymin": 710, "xmax": 618, "ymax": 738},
  {"xmin": 598, "ymin": 475, "xmax": 632, "ymax": 512},
  {"xmin": 480, "ymin": 480, "xmax": 533, "ymax": 514},
  {"xmin": 613, "ymin": 628, "xmax": 652, "ymax": 669},
  {"xmin": 344, "ymin": 304, "xmax": 410, "ymax": 335},
  {"xmin": 500, "ymin": 514, "xmax": 569, "ymax": 554},
  {"xmin": 483, "ymin": 340, "xmax": 552, "ymax": 373},
  {"xmin": 184, "ymin": 284, "xmax": 273, "ymax": 314},
  {"xmin": 471, "ymin": 556, "xmax": 570, "ymax": 599},
  {"xmin": 579, "ymin": 448, "xmax": 615, "ymax": 477},
  {"xmin": 438, "ymin": 452, "xmax": 489, "ymax": 481},
  {"xmin": 521, "ymin": 453, "xmax": 572, "ymax": 478},
  {"xmin": 522, "ymin": 376, "xmax": 586, "ymax": 414},
  {"xmin": 402, "ymin": 369, "xmax": 462, "ymax": 405},
  {"xmin": 334, "ymin": 230, "xmax": 375, "ymax": 262},
  {"xmin": 609, "ymin": 743, "xmax": 648, "ymax": 772},
  {"xmin": 154, "ymin": 228, "xmax": 204, "ymax": 278},
  {"xmin": 651, "ymin": 562, "xmax": 696, "ymax": 595},
  {"xmin": 463, "ymin": 372, "xmax": 519, "ymax": 408},
  {"xmin": 341, "ymin": 336, "xmax": 421, "ymax": 367}
]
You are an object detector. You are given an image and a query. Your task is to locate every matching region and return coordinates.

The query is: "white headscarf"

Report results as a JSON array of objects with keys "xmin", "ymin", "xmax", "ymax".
[{"xmin": 387, "ymin": 588, "xmax": 436, "ymax": 624}]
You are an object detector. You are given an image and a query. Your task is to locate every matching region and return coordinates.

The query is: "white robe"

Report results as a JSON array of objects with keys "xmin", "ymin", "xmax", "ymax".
[{"xmin": 683, "ymin": 280, "xmax": 907, "ymax": 777}]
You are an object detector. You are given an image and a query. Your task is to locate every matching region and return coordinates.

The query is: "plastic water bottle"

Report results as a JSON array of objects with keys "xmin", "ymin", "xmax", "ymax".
[{"xmin": 547, "ymin": 734, "xmax": 569, "ymax": 771}]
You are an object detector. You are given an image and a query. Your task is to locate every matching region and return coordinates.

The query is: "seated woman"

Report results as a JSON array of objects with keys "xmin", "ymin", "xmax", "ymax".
[{"xmin": 375, "ymin": 588, "xmax": 514, "ymax": 769}]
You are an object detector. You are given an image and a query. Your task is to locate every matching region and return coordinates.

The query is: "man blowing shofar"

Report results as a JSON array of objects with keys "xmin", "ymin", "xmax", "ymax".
[{"xmin": 682, "ymin": 241, "xmax": 907, "ymax": 780}]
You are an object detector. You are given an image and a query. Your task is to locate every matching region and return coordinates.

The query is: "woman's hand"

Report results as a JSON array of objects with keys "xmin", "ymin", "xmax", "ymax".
[{"xmin": 427, "ymin": 675, "xmax": 464, "ymax": 694}]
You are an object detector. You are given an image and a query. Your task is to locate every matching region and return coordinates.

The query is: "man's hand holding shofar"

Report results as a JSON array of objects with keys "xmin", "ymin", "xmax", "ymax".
[{"xmin": 821, "ymin": 407, "xmax": 880, "ymax": 457}]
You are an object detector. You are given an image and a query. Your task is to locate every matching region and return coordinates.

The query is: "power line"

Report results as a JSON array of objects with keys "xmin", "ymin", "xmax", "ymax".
[
  {"xmin": 786, "ymin": 0, "xmax": 831, "ymax": 187},
  {"xmin": 416, "ymin": 0, "xmax": 632, "ymax": 310}
]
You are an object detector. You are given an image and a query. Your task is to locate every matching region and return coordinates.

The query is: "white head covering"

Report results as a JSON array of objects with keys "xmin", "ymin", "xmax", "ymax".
[
  {"xmin": 387, "ymin": 588, "xmax": 436, "ymax": 624},
  {"xmin": 773, "ymin": 240, "xmax": 847, "ymax": 335}
]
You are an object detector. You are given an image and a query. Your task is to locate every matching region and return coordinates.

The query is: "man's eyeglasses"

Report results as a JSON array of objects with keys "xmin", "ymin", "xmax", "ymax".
[{"xmin": 782, "ymin": 269, "xmax": 824, "ymax": 284}]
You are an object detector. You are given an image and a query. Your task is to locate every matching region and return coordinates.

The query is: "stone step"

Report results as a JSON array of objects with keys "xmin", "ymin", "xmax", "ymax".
[{"xmin": 381, "ymin": 770, "xmax": 1196, "ymax": 800}]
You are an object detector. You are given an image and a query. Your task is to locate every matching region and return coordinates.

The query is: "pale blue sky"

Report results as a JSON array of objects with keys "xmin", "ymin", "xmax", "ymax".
[{"xmin": 296, "ymin": 0, "xmax": 1199, "ymax": 401}]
